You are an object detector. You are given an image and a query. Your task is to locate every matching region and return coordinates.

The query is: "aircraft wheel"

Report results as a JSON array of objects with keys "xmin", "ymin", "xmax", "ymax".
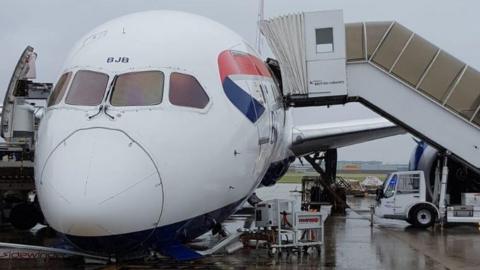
[
  {"xmin": 10, "ymin": 203, "xmax": 40, "ymax": 230},
  {"xmin": 410, "ymin": 205, "xmax": 436, "ymax": 228}
]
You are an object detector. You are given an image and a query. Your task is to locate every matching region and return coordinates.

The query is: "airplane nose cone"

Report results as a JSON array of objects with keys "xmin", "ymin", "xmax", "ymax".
[{"xmin": 38, "ymin": 128, "xmax": 163, "ymax": 252}]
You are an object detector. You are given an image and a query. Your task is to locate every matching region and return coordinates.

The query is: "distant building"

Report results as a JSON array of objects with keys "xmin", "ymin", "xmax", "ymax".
[
  {"xmin": 289, "ymin": 160, "xmax": 408, "ymax": 173},
  {"xmin": 337, "ymin": 161, "xmax": 408, "ymax": 172}
]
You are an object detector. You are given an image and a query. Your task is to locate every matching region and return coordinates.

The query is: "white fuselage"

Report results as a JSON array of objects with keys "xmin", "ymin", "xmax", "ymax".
[{"xmin": 34, "ymin": 10, "xmax": 293, "ymax": 254}]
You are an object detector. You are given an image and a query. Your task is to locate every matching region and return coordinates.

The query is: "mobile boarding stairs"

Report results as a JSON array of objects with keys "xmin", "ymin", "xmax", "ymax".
[{"xmin": 261, "ymin": 10, "xmax": 480, "ymax": 172}]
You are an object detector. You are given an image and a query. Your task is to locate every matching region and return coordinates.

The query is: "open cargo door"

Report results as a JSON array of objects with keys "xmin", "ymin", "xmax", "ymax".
[{"xmin": 1, "ymin": 46, "xmax": 52, "ymax": 149}]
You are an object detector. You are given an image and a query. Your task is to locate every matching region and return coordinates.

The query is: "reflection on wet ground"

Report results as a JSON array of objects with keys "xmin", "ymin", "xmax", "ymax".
[{"xmin": 0, "ymin": 194, "xmax": 480, "ymax": 269}]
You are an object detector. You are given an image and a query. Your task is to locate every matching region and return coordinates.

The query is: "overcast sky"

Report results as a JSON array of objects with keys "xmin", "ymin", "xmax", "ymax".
[{"xmin": 1, "ymin": 0, "xmax": 478, "ymax": 163}]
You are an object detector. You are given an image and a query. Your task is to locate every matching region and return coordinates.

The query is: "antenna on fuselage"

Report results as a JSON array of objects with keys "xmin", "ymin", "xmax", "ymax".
[{"xmin": 256, "ymin": 0, "xmax": 265, "ymax": 55}]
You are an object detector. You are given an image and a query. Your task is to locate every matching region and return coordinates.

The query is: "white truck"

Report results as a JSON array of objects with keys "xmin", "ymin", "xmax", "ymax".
[{"xmin": 375, "ymin": 170, "xmax": 480, "ymax": 228}]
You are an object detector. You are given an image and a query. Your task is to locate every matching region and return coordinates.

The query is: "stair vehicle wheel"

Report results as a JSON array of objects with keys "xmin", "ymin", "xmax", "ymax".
[
  {"xmin": 406, "ymin": 216, "xmax": 414, "ymax": 226},
  {"xmin": 410, "ymin": 205, "xmax": 436, "ymax": 228}
]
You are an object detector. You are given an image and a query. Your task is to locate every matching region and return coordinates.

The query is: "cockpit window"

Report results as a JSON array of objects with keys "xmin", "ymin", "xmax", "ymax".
[
  {"xmin": 110, "ymin": 71, "xmax": 164, "ymax": 106},
  {"xmin": 48, "ymin": 72, "xmax": 72, "ymax": 107},
  {"xmin": 169, "ymin": 72, "xmax": 209, "ymax": 109},
  {"xmin": 65, "ymin": 70, "xmax": 109, "ymax": 106}
]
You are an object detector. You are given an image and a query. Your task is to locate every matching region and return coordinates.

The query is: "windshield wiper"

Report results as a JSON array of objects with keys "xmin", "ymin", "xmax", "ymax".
[
  {"xmin": 88, "ymin": 105, "xmax": 104, "ymax": 120},
  {"xmin": 103, "ymin": 105, "xmax": 115, "ymax": 120},
  {"xmin": 88, "ymin": 75, "xmax": 117, "ymax": 120}
]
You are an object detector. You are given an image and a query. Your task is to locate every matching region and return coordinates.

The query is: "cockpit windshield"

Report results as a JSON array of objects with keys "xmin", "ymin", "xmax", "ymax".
[
  {"xmin": 48, "ymin": 72, "xmax": 72, "ymax": 107},
  {"xmin": 110, "ymin": 71, "xmax": 164, "ymax": 106},
  {"xmin": 169, "ymin": 72, "xmax": 209, "ymax": 109},
  {"xmin": 65, "ymin": 70, "xmax": 109, "ymax": 106}
]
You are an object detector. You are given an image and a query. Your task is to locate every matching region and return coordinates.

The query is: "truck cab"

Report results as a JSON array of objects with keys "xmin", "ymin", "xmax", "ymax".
[
  {"xmin": 375, "ymin": 171, "xmax": 439, "ymax": 228},
  {"xmin": 375, "ymin": 170, "xmax": 480, "ymax": 228}
]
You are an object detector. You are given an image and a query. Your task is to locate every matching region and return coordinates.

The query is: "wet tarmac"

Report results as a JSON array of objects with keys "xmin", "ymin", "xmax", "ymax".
[{"xmin": 0, "ymin": 192, "xmax": 480, "ymax": 269}]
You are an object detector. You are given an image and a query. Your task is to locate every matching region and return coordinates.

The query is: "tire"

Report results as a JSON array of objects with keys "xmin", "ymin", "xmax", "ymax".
[
  {"xmin": 410, "ymin": 205, "xmax": 436, "ymax": 228},
  {"xmin": 10, "ymin": 203, "xmax": 39, "ymax": 230},
  {"xmin": 406, "ymin": 217, "xmax": 414, "ymax": 226}
]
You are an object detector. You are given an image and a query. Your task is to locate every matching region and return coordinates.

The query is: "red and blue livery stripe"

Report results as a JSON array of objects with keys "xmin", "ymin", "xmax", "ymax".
[{"xmin": 218, "ymin": 50, "xmax": 271, "ymax": 123}]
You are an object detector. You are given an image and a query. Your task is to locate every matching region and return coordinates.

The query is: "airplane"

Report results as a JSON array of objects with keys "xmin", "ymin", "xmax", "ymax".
[{"xmin": 3, "ymin": 10, "xmax": 405, "ymax": 260}]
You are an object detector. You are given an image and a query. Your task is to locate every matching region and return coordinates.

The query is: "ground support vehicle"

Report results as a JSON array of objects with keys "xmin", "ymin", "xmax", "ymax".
[{"xmin": 375, "ymin": 155, "xmax": 480, "ymax": 228}]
